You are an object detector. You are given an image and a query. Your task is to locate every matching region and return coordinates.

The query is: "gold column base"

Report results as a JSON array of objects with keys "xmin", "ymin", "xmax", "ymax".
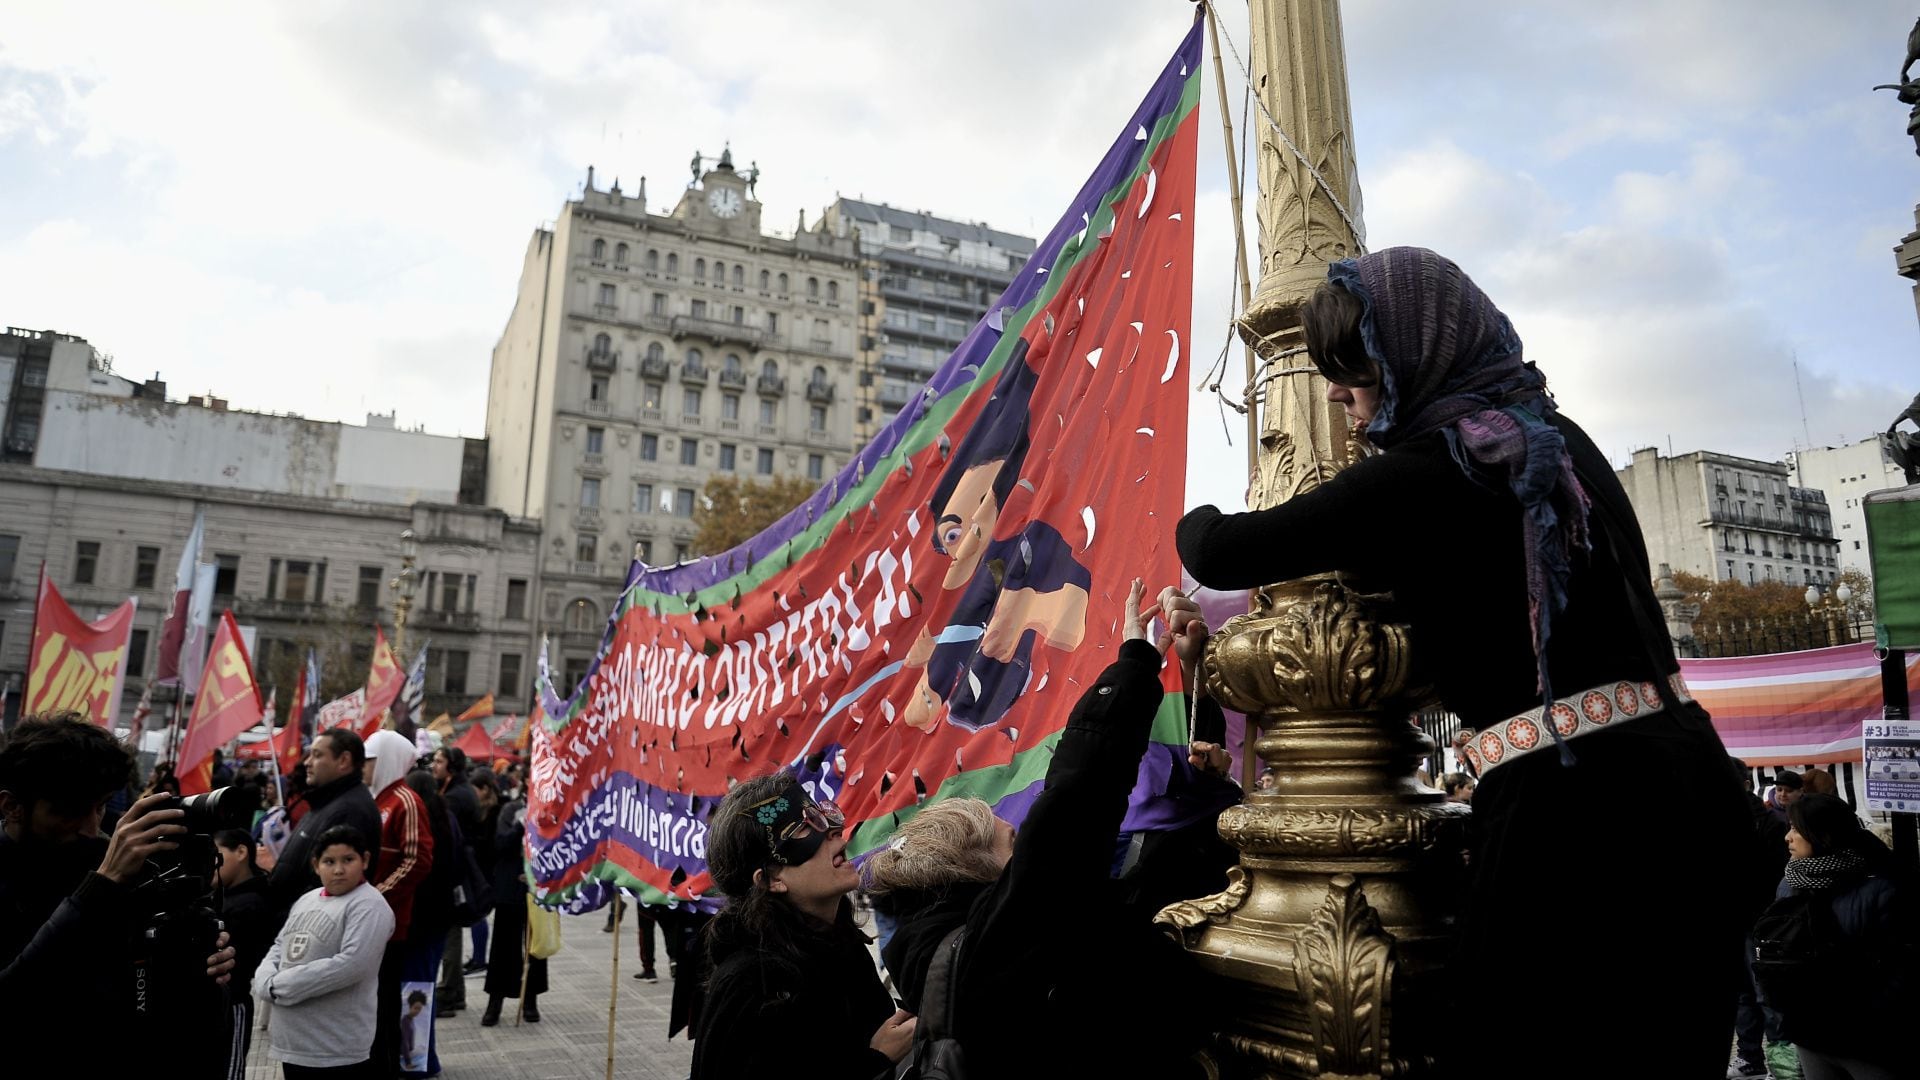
[{"xmin": 1158, "ymin": 576, "xmax": 1467, "ymax": 1079}]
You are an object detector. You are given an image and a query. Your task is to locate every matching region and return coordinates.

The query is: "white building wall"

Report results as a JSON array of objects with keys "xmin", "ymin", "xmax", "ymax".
[{"xmin": 1789, "ymin": 436, "xmax": 1910, "ymax": 579}]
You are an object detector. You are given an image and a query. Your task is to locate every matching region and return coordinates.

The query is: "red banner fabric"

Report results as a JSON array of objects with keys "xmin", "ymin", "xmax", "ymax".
[
  {"xmin": 178, "ymin": 611, "xmax": 264, "ymax": 795},
  {"xmin": 26, "ymin": 574, "xmax": 137, "ymax": 727}
]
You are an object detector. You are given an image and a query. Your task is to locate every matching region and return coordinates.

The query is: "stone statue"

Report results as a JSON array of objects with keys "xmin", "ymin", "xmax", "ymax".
[
  {"xmin": 746, "ymin": 161, "xmax": 760, "ymax": 197},
  {"xmin": 1872, "ymin": 18, "xmax": 1920, "ymax": 156},
  {"xmin": 690, "ymin": 149, "xmax": 702, "ymax": 184}
]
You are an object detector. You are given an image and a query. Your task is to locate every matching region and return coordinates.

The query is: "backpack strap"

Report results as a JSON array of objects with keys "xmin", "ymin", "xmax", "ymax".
[{"xmin": 920, "ymin": 924, "xmax": 967, "ymax": 1041}]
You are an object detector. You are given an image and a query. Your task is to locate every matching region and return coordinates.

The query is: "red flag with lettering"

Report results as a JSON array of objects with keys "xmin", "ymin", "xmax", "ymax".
[
  {"xmin": 26, "ymin": 571, "xmax": 138, "ymax": 727},
  {"xmin": 281, "ymin": 658, "xmax": 310, "ymax": 776},
  {"xmin": 178, "ymin": 611, "xmax": 264, "ymax": 795}
]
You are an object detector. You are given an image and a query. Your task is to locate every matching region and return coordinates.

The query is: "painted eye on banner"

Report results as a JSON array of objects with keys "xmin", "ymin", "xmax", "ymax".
[{"xmin": 940, "ymin": 525, "xmax": 963, "ymax": 549}]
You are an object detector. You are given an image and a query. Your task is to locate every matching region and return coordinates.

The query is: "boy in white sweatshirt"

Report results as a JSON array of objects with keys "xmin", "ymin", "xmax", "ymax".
[{"xmin": 254, "ymin": 824, "xmax": 395, "ymax": 1078}]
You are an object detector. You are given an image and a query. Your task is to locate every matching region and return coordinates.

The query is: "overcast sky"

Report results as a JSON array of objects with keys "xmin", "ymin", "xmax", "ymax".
[{"xmin": 4, "ymin": 1, "xmax": 1916, "ymax": 513}]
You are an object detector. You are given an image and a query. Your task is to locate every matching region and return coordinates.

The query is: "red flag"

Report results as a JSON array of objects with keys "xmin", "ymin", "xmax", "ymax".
[
  {"xmin": 154, "ymin": 509, "xmax": 205, "ymax": 685},
  {"xmin": 454, "ymin": 692, "xmax": 494, "ymax": 724},
  {"xmin": 281, "ymin": 659, "xmax": 310, "ymax": 777},
  {"xmin": 357, "ymin": 627, "xmax": 405, "ymax": 739},
  {"xmin": 26, "ymin": 572, "xmax": 138, "ymax": 727},
  {"xmin": 177, "ymin": 612, "xmax": 264, "ymax": 795}
]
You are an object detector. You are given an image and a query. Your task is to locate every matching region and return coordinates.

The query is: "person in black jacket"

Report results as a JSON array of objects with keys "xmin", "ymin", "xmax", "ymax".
[
  {"xmin": 215, "ymin": 827, "xmax": 275, "ymax": 1070},
  {"xmin": 1176, "ymin": 247, "xmax": 1755, "ymax": 1079},
  {"xmin": 431, "ymin": 746, "xmax": 481, "ymax": 1011},
  {"xmin": 482, "ymin": 793, "xmax": 546, "ymax": 1027},
  {"xmin": 0, "ymin": 715, "xmax": 238, "ymax": 1074},
  {"xmin": 1762, "ymin": 794, "xmax": 1914, "ymax": 1080},
  {"xmin": 864, "ymin": 580, "xmax": 1229, "ymax": 1080},
  {"xmin": 270, "ymin": 729, "xmax": 382, "ymax": 920},
  {"xmin": 689, "ymin": 771, "xmax": 914, "ymax": 1080},
  {"xmin": 400, "ymin": 768, "xmax": 457, "ymax": 1077}
]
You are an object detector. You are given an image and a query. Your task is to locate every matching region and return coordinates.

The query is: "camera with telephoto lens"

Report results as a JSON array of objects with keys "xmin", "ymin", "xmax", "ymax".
[{"xmin": 127, "ymin": 783, "xmax": 260, "ymax": 1074}]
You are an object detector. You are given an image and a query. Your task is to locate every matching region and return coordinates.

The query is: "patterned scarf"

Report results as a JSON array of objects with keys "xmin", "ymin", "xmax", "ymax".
[
  {"xmin": 1329, "ymin": 247, "xmax": 1591, "ymax": 762},
  {"xmin": 1782, "ymin": 848, "xmax": 1866, "ymax": 893}
]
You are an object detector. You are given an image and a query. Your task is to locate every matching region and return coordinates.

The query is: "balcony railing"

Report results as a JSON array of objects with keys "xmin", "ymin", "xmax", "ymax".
[
  {"xmin": 877, "ymin": 383, "xmax": 916, "ymax": 409},
  {"xmin": 681, "ymin": 360, "xmax": 710, "ymax": 384},
  {"xmin": 583, "ymin": 399, "xmax": 610, "ymax": 415},
  {"xmin": 757, "ymin": 374, "xmax": 787, "ymax": 396},
  {"xmin": 640, "ymin": 355, "xmax": 670, "ymax": 381},
  {"xmin": 805, "ymin": 379, "xmax": 835, "ymax": 404},
  {"xmin": 413, "ymin": 609, "xmax": 481, "ymax": 632},
  {"xmin": 670, "ymin": 315, "xmax": 765, "ymax": 350},
  {"xmin": 718, "ymin": 368, "xmax": 748, "ymax": 389},
  {"xmin": 243, "ymin": 598, "xmax": 326, "ymax": 621},
  {"xmin": 585, "ymin": 347, "xmax": 618, "ymax": 372}
]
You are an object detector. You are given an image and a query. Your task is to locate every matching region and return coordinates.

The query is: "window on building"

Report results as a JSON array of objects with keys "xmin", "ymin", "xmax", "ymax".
[
  {"xmin": 443, "ymin": 650, "xmax": 469, "ymax": 695},
  {"xmin": 691, "ymin": 299, "xmax": 708, "ymax": 320},
  {"xmin": 642, "ymin": 382, "xmax": 663, "ymax": 409},
  {"xmin": 777, "ymin": 273, "xmax": 789, "ymax": 293},
  {"xmin": 562, "ymin": 655, "xmax": 590, "ymax": 692},
  {"xmin": 757, "ymin": 448, "xmax": 775, "ymax": 475},
  {"xmin": 580, "ymin": 477, "xmax": 600, "ymax": 508},
  {"xmin": 674, "ymin": 488, "xmax": 695, "ymax": 517},
  {"xmin": 636, "ymin": 539, "xmax": 653, "ymax": 563},
  {"xmin": 759, "ymin": 399, "xmax": 777, "ymax": 425},
  {"xmin": 667, "ymin": 253, "xmax": 679, "ymax": 275},
  {"xmin": 74, "ymin": 541, "xmax": 100, "ymax": 585},
  {"xmin": 506, "ymin": 578, "xmax": 528, "ymax": 620},
  {"xmin": 759, "ymin": 269, "xmax": 770, "ymax": 291},
  {"xmin": 134, "ymin": 545, "xmax": 159, "ymax": 590},
  {"xmin": 214, "ymin": 554, "xmax": 239, "ymax": 597},
  {"xmin": 267, "ymin": 559, "xmax": 280, "ymax": 599},
  {"xmin": 827, "ymin": 281, "xmax": 839, "ymax": 302},
  {"xmin": 633, "ymin": 482, "xmax": 654, "ymax": 513},
  {"xmin": 1726, "ymin": 560, "xmax": 1735, "ymax": 580},
  {"xmin": 724, "ymin": 354, "xmax": 743, "ymax": 377},
  {"xmin": 680, "ymin": 438, "xmax": 699, "ymax": 466},
  {"xmin": 641, "ymin": 434, "xmax": 658, "ymax": 461},
  {"xmin": 590, "ymin": 375, "xmax": 609, "ymax": 401},
  {"xmin": 651, "ymin": 293, "xmax": 666, "ymax": 315},
  {"xmin": 283, "ymin": 560, "xmax": 315, "ymax": 602},
  {"xmin": 807, "ymin": 277, "xmax": 819, "ymax": 298},
  {"xmin": 1747, "ymin": 563, "xmax": 1756, "ymax": 585},
  {"xmin": 677, "ymin": 543, "xmax": 692, "ymax": 562},
  {"xmin": 733, "ymin": 265, "xmax": 744, "ymax": 288},
  {"xmin": 0, "ymin": 534, "xmax": 18, "ymax": 584},
  {"xmin": 694, "ymin": 258, "xmax": 706, "ymax": 281},
  {"xmin": 646, "ymin": 342, "xmax": 664, "ymax": 365},
  {"xmin": 597, "ymin": 283, "xmax": 616, "ymax": 307},
  {"xmin": 713, "ymin": 261, "xmax": 725, "ymax": 284},
  {"xmin": 499, "ymin": 653, "xmax": 523, "ymax": 698},
  {"xmin": 593, "ymin": 331, "xmax": 611, "ymax": 353},
  {"xmin": 808, "ymin": 454, "xmax": 824, "ymax": 481},
  {"xmin": 586, "ymin": 426, "xmax": 604, "ymax": 453},
  {"xmin": 766, "ymin": 311, "xmax": 780, "ymax": 335},
  {"xmin": 761, "ymin": 358, "xmax": 779, "ymax": 380},
  {"xmin": 810, "ymin": 405, "xmax": 827, "ymax": 431},
  {"xmin": 719, "ymin": 444, "xmax": 736, "ymax": 470},
  {"xmin": 592, "ymin": 238, "xmax": 606, "ymax": 260},
  {"xmin": 576, "ymin": 535, "xmax": 597, "ymax": 563},
  {"xmin": 730, "ymin": 305, "xmax": 744, "ymax": 324},
  {"xmin": 890, "ymin": 224, "xmax": 911, "ymax": 242},
  {"xmin": 646, "ymin": 249, "xmax": 659, "ymax": 271},
  {"xmin": 127, "ymin": 628, "xmax": 149, "ymax": 679},
  {"xmin": 723, "ymin": 393, "xmax": 741, "ymax": 420},
  {"xmin": 683, "ymin": 387, "xmax": 703, "ymax": 417},
  {"xmin": 359, "ymin": 565, "xmax": 383, "ymax": 608},
  {"xmin": 615, "ymin": 242, "xmax": 628, "ymax": 265},
  {"xmin": 1856, "ymin": 540, "xmax": 1863, "ymax": 550}
]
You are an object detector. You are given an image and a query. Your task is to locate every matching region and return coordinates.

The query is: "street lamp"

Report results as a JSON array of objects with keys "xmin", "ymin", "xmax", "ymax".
[
  {"xmin": 390, "ymin": 529, "xmax": 419, "ymax": 657},
  {"xmin": 1807, "ymin": 582, "xmax": 1852, "ymax": 646}
]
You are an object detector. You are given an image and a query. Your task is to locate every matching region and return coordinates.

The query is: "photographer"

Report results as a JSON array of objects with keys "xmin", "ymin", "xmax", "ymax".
[{"xmin": 0, "ymin": 714, "xmax": 237, "ymax": 1068}]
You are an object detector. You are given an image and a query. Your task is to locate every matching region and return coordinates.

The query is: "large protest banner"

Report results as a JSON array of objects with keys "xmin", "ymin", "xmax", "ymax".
[{"xmin": 529, "ymin": 24, "xmax": 1203, "ymax": 911}]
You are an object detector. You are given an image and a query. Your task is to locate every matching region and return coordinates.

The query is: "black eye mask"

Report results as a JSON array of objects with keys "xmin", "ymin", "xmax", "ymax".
[{"xmin": 739, "ymin": 779, "xmax": 845, "ymax": 866}]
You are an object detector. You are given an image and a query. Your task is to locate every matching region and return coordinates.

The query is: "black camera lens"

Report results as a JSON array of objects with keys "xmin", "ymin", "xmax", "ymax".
[{"xmin": 173, "ymin": 785, "xmax": 259, "ymax": 834}]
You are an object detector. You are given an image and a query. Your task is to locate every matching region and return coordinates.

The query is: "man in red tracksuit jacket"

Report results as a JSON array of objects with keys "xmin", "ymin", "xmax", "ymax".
[{"xmin": 365, "ymin": 730, "xmax": 433, "ymax": 1078}]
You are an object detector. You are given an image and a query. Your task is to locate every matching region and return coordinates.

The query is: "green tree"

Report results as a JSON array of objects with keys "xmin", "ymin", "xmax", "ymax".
[{"xmin": 693, "ymin": 474, "xmax": 822, "ymax": 555}]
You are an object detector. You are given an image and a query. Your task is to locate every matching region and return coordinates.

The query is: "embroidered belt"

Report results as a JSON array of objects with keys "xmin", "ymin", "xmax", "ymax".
[{"xmin": 1464, "ymin": 672, "xmax": 1695, "ymax": 777}]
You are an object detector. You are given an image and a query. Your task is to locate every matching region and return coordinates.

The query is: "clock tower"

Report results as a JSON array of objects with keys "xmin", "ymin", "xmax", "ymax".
[{"xmin": 673, "ymin": 144, "xmax": 760, "ymax": 235}]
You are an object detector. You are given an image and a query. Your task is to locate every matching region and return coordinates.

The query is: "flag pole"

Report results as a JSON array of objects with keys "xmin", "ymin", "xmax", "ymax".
[
  {"xmin": 265, "ymin": 686, "xmax": 287, "ymax": 808},
  {"xmin": 606, "ymin": 891, "xmax": 623, "ymax": 1080},
  {"xmin": 22, "ymin": 562, "xmax": 45, "ymax": 709}
]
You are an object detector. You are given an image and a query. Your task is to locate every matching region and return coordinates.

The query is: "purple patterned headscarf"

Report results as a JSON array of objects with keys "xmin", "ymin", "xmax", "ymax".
[{"xmin": 1329, "ymin": 247, "xmax": 1590, "ymax": 762}]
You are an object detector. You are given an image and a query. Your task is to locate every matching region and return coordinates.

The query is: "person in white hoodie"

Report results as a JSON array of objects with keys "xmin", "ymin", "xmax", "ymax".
[{"xmin": 255, "ymin": 822, "xmax": 395, "ymax": 1078}]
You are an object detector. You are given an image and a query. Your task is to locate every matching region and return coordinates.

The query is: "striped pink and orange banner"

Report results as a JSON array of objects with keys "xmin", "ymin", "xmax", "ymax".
[{"xmin": 1679, "ymin": 643, "xmax": 1920, "ymax": 767}]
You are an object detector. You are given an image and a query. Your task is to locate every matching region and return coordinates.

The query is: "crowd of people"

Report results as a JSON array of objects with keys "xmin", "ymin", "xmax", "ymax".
[
  {"xmin": 0, "ymin": 713, "xmax": 545, "ymax": 1079},
  {"xmin": 2, "ymin": 247, "xmax": 1915, "ymax": 1079}
]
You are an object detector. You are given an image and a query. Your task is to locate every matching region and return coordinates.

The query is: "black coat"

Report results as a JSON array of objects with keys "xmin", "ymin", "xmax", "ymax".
[
  {"xmin": 268, "ymin": 773, "xmax": 382, "ymax": 918},
  {"xmin": 443, "ymin": 776, "xmax": 481, "ymax": 850},
  {"xmin": 484, "ymin": 799, "xmax": 546, "ymax": 999},
  {"xmin": 218, "ymin": 873, "xmax": 277, "ymax": 995},
  {"xmin": 881, "ymin": 640, "xmax": 1219, "ymax": 1080},
  {"xmin": 690, "ymin": 901, "xmax": 895, "ymax": 1080}
]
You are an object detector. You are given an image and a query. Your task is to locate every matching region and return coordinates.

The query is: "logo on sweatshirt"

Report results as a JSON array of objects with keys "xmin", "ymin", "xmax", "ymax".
[{"xmin": 287, "ymin": 931, "xmax": 312, "ymax": 962}]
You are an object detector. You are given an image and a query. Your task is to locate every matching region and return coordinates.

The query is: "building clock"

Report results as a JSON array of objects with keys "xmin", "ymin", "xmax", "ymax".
[{"xmin": 707, "ymin": 187, "xmax": 743, "ymax": 218}]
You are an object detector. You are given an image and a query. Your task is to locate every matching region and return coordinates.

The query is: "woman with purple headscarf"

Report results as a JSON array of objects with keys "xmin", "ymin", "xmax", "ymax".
[{"xmin": 1177, "ymin": 247, "xmax": 1755, "ymax": 1078}]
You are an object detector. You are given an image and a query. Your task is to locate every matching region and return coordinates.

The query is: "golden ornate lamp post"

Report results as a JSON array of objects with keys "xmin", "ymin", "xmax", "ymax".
[
  {"xmin": 1154, "ymin": 3, "xmax": 1467, "ymax": 1076},
  {"xmin": 390, "ymin": 528, "xmax": 419, "ymax": 658}
]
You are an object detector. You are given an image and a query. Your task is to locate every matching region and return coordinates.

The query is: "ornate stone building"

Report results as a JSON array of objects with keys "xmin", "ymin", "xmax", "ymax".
[
  {"xmin": 1617, "ymin": 446, "xmax": 1841, "ymax": 588},
  {"xmin": 484, "ymin": 150, "xmax": 864, "ymax": 686}
]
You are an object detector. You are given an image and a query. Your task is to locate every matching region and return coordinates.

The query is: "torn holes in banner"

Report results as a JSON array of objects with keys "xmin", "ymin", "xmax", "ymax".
[
  {"xmin": 912, "ymin": 770, "xmax": 927, "ymax": 802},
  {"xmin": 669, "ymin": 866, "xmax": 688, "ymax": 890},
  {"xmin": 1081, "ymin": 506, "xmax": 1097, "ymax": 550}
]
